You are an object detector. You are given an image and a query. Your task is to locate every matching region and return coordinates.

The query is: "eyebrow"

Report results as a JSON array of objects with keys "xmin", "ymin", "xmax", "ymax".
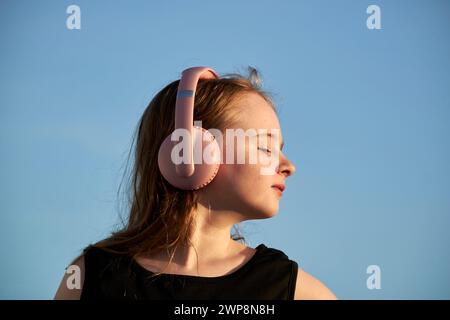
[{"xmin": 256, "ymin": 132, "xmax": 284, "ymax": 150}]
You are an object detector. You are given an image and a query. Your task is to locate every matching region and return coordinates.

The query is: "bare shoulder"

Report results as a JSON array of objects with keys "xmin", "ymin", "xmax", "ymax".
[
  {"xmin": 54, "ymin": 254, "xmax": 85, "ymax": 300},
  {"xmin": 294, "ymin": 268, "xmax": 337, "ymax": 300}
]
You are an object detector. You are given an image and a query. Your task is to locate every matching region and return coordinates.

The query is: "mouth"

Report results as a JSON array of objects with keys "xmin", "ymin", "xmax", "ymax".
[{"xmin": 271, "ymin": 184, "xmax": 285, "ymax": 196}]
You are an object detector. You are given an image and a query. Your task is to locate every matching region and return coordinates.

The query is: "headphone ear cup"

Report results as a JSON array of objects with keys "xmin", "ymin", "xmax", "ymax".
[{"xmin": 158, "ymin": 126, "xmax": 221, "ymax": 190}]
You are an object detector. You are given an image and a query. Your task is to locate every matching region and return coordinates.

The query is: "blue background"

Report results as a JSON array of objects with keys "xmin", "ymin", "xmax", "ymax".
[{"xmin": 1, "ymin": 0, "xmax": 449, "ymax": 299}]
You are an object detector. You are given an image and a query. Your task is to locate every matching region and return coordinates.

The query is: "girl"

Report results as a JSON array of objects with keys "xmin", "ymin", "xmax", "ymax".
[{"xmin": 54, "ymin": 66, "xmax": 336, "ymax": 300}]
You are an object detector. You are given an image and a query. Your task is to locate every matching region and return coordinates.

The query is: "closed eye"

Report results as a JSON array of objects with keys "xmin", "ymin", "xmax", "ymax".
[{"xmin": 258, "ymin": 147, "xmax": 272, "ymax": 154}]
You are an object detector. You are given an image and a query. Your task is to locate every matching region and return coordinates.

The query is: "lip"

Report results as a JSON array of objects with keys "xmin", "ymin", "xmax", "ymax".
[{"xmin": 271, "ymin": 184, "xmax": 285, "ymax": 195}]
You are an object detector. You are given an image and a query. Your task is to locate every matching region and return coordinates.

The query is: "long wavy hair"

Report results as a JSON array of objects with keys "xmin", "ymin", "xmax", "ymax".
[{"xmin": 90, "ymin": 67, "xmax": 276, "ymax": 275}]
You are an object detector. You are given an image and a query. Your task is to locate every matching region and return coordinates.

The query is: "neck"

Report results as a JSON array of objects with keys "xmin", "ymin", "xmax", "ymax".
[{"xmin": 157, "ymin": 202, "xmax": 245, "ymax": 273}]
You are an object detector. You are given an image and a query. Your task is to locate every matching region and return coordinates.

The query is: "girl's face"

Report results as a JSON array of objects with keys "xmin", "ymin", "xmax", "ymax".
[{"xmin": 199, "ymin": 92, "xmax": 296, "ymax": 221}]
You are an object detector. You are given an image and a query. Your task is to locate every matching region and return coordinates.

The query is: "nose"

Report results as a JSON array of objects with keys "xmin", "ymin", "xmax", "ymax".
[{"xmin": 277, "ymin": 154, "xmax": 296, "ymax": 177}]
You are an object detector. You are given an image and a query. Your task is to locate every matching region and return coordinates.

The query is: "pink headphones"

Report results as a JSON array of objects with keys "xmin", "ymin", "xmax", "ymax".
[{"xmin": 157, "ymin": 67, "xmax": 222, "ymax": 190}]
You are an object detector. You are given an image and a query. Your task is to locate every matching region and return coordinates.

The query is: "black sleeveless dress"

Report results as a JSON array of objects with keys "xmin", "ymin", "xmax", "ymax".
[{"xmin": 80, "ymin": 244, "xmax": 299, "ymax": 300}]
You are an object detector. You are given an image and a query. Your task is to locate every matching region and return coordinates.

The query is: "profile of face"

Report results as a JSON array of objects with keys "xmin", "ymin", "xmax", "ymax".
[{"xmin": 198, "ymin": 92, "xmax": 296, "ymax": 222}]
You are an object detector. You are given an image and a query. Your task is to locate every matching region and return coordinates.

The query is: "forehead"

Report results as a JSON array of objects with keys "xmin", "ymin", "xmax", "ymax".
[{"xmin": 232, "ymin": 92, "xmax": 280, "ymax": 131}]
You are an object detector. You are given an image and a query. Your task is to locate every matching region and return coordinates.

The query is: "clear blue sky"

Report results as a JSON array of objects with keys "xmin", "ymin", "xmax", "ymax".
[{"xmin": 1, "ymin": 0, "xmax": 449, "ymax": 299}]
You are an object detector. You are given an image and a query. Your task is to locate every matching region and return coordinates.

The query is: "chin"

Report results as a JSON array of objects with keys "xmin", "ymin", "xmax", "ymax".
[
  {"xmin": 266, "ymin": 206, "xmax": 280, "ymax": 218},
  {"xmin": 248, "ymin": 204, "xmax": 280, "ymax": 220},
  {"xmin": 238, "ymin": 196, "xmax": 280, "ymax": 220}
]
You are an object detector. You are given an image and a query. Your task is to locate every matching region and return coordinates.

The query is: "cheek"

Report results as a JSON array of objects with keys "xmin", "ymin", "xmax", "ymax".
[
  {"xmin": 229, "ymin": 163, "xmax": 271, "ymax": 198},
  {"xmin": 210, "ymin": 135, "xmax": 279, "ymax": 215},
  {"xmin": 233, "ymin": 164, "xmax": 280, "ymax": 217},
  {"xmin": 213, "ymin": 163, "xmax": 264, "ymax": 196},
  {"xmin": 217, "ymin": 140, "xmax": 274, "ymax": 195},
  {"xmin": 209, "ymin": 163, "xmax": 279, "ymax": 217}
]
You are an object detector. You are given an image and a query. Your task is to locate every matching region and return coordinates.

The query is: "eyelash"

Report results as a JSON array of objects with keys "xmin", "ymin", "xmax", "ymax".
[{"xmin": 258, "ymin": 147, "xmax": 272, "ymax": 154}]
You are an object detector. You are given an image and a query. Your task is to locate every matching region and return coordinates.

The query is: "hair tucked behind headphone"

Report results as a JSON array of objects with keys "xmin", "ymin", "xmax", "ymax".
[{"xmin": 90, "ymin": 66, "xmax": 276, "ymax": 276}]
